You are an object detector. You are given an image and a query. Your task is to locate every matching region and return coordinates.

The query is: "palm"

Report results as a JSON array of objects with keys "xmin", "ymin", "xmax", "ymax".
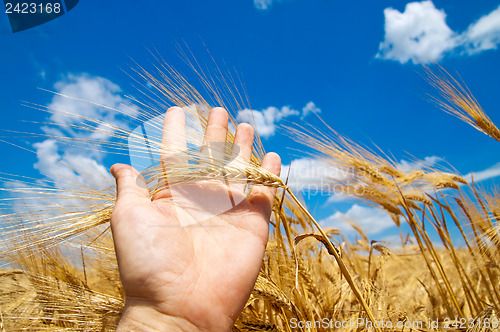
[{"xmin": 110, "ymin": 107, "xmax": 280, "ymax": 331}]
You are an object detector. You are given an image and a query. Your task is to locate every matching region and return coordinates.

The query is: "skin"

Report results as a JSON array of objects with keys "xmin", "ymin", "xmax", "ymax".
[{"xmin": 110, "ymin": 107, "xmax": 281, "ymax": 331}]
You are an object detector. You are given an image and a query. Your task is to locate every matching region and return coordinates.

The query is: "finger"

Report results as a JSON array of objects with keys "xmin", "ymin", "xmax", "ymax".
[
  {"xmin": 161, "ymin": 106, "xmax": 187, "ymax": 166},
  {"xmin": 200, "ymin": 107, "xmax": 229, "ymax": 167},
  {"xmin": 232, "ymin": 123, "xmax": 254, "ymax": 163},
  {"xmin": 110, "ymin": 163, "xmax": 150, "ymax": 205},
  {"xmin": 156, "ymin": 107, "xmax": 187, "ymax": 198},
  {"xmin": 229, "ymin": 123, "xmax": 254, "ymax": 192},
  {"xmin": 249, "ymin": 152, "xmax": 281, "ymax": 218}
]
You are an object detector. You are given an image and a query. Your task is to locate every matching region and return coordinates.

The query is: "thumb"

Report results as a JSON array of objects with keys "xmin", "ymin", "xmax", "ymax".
[{"xmin": 110, "ymin": 163, "xmax": 150, "ymax": 204}]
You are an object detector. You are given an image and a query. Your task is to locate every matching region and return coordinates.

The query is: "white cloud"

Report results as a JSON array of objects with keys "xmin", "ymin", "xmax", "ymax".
[
  {"xmin": 2, "ymin": 74, "xmax": 139, "ymax": 222},
  {"xmin": 396, "ymin": 156, "xmax": 500, "ymax": 184},
  {"xmin": 462, "ymin": 5, "xmax": 500, "ymax": 54},
  {"xmin": 31, "ymin": 74, "xmax": 132, "ymax": 192},
  {"xmin": 301, "ymin": 101, "xmax": 321, "ymax": 119},
  {"xmin": 45, "ymin": 74, "xmax": 137, "ymax": 140},
  {"xmin": 463, "ymin": 162, "xmax": 500, "ymax": 183},
  {"xmin": 236, "ymin": 108, "xmax": 280, "ymax": 138},
  {"xmin": 1, "ymin": 73, "xmax": 134, "ymax": 219},
  {"xmin": 377, "ymin": 1, "xmax": 457, "ymax": 64},
  {"xmin": 33, "ymin": 139, "xmax": 112, "ymax": 191},
  {"xmin": 29, "ymin": 55, "xmax": 47, "ymax": 80},
  {"xmin": 321, "ymin": 155, "xmax": 443, "ymax": 204},
  {"xmin": 320, "ymin": 204, "xmax": 395, "ymax": 236},
  {"xmin": 377, "ymin": 1, "xmax": 500, "ymax": 64},
  {"xmin": 396, "ymin": 155, "xmax": 442, "ymax": 172},
  {"xmin": 237, "ymin": 102, "xmax": 319, "ymax": 138},
  {"xmin": 394, "ymin": 155, "xmax": 500, "ymax": 184},
  {"xmin": 281, "ymin": 157, "xmax": 347, "ymax": 192},
  {"xmin": 254, "ymin": 0, "xmax": 273, "ymax": 10},
  {"xmin": 281, "ymin": 154, "xmax": 443, "ymax": 204},
  {"xmin": 254, "ymin": 0, "xmax": 285, "ymax": 10}
]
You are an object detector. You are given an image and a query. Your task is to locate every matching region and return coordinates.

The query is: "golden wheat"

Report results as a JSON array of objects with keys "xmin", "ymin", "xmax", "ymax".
[{"xmin": 0, "ymin": 58, "xmax": 499, "ymax": 332}]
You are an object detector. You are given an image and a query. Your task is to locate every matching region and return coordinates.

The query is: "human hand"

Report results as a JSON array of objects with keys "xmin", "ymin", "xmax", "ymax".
[{"xmin": 110, "ymin": 107, "xmax": 281, "ymax": 331}]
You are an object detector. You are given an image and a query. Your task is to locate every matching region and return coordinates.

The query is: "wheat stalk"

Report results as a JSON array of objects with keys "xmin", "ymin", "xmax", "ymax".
[{"xmin": 424, "ymin": 64, "xmax": 500, "ymax": 142}]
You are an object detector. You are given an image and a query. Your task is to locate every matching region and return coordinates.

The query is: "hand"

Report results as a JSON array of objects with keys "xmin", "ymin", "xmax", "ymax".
[{"xmin": 110, "ymin": 107, "xmax": 281, "ymax": 331}]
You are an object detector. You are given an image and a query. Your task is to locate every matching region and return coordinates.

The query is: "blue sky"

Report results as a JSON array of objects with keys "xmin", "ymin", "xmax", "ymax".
[{"xmin": 1, "ymin": 0, "xmax": 500, "ymax": 243}]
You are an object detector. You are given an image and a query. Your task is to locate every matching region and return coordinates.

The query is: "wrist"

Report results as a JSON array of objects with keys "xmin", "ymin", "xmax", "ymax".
[{"xmin": 116, "ymin": 302, "xmax": 203, "ymax": 332}]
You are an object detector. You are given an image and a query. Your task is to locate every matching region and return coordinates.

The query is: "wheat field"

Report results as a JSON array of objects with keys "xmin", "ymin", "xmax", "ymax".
[{"xmin": 0, "ymin": 58, "xmax": 499, "ymax": 331}]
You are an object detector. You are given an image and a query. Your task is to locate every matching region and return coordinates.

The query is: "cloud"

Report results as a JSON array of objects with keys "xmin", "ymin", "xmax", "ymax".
[
  {"xmin": 282, "ymin": 155, "xmax": 440, "ymax": 203},
  {"xmin": 463, "ymin": 162, "xmax": 500, "ymax": 183},
  {"xmin": 395, "ymin": 155, "xmax": 443, "ymax": 172},
  {"xmin": 45, "ymin": 73, "xmax": 137, "ymax": 140},
  {"xmin": 377, "ymin": 1, "xmax": 500, "ymax": 64},
  {"xmin": 395, "ymin": 156, "xmax": 500, "ymax": 184},
  {"xmin": 32, "ymin": 73, "xmax": 133, "ymax": 192},
  {"xmin": 322, "ymin": 155, "xmax": 444, "ymax": 204},
  {"xmin": 377, "ymin": 1, "xmax": 456, "ymax": 64},
  {"xmin": 462, "ymin": 5, "xmax": 500, "ymax": 54},
  {"xmin": 301, "ymin": 101, "xmax": 321, "ymax": 119},
  {"xmin": 29, "ymin": 54, "xmax": 47, "ymax": 80},
  {"xmin": 236, "ymin": 102, "xmax": 320, "ymax": 138},
  {"xmin": 320, "ymin": 204, "xmax": 395, "ymax": 236},
  {"xmin": 281, "ymin": 157, "xmax": 347, "ymax": 193},
  {"xmin": 278, "ymin": 155, "xmax": 444, "ymax": 204},
  {"xmin": 236, "ymin": 107, "xmax": 290, "ymax": 138},
  {"xmin": 254, "ymin": 0, "xmax": 273, "ymax": 10},
  {"xmin": 33, "ymin": 139, "xmax": 112, "ymax": 191},
  {"xmin": 1, "ymin": 74, "xmax": 141, "ymax": 219},
  {"xmin": 394, "ymin": 155, "xmax": 500, "ymax": 184}
]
